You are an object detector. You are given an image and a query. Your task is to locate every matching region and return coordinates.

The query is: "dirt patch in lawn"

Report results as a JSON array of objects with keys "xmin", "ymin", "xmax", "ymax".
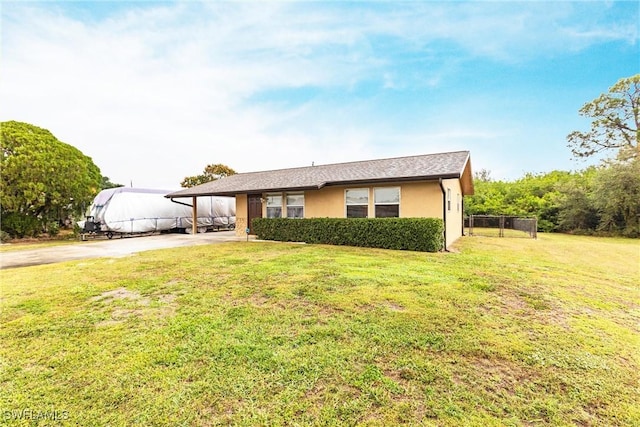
[
  {"xmin": 480, "ymin": 285, "xmax": 571, "ymax": 331},
  {"xmin": 467, "ymin": 357, "xmax": 533, "ymax": 396},
  {"xmin": 91, "ymin": 288, "xmax": 150, "ymax": 304},
  {"xmin": 91, "ymin": 288, "xmax": 177, "ymax": 327}
]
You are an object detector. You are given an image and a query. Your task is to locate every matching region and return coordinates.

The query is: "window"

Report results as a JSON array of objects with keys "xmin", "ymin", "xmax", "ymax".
[
  {"xmin": 286, "ymin": 193, "xmax": 304, "ymax": 218},
  {"xmin": 266, "ymin": 194, "xmax": 282, "ymax": 218},
  {"xmin": 447, "ymin": 188, "xmax": 452, "ymax": 211},
  {"xmin": 346, "ymin": 188, "xmax": 368, "ymax": 218},
  {"xmin": 374, "ymin": 187, "xmax": 400, "ymax": 218},
  {"xmin": 457, "ymin": 193, "xmax": 461, "ymax": 212}
]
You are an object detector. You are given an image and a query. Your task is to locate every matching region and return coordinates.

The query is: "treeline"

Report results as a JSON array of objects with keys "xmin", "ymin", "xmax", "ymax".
[{"xmin": 465, "ymin": 159, "xmax": 640, "ymax": 237}]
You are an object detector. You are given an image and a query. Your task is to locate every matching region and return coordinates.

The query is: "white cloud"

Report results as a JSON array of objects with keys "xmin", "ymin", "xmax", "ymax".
[{"xmin": 1, "ymin": 1, "xmax": 636, "ymax": 187}]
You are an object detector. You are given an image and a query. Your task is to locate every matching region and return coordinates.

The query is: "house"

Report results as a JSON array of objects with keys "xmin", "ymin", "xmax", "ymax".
[{"xmin": 166, "ymin": 150, "xmax": 474, "ymax": 249}]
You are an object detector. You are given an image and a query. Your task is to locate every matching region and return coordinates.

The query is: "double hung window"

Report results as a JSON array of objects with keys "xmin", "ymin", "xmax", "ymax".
[
  {"xmin": 286, "ymin": 194, "xmax": 304, "ymax": 218},
  {"xmin": 266, "ymin": 193, "xmax": 304, "ymax": 218},
  {"xmin": 374, "ymin": 187, "xmax": 400, "ymax": 218},
  {"xmin": 346, "ymin": 189, "xmax": 369, "ymax": 218},
  {"xmin": 266, "ymin": 194, "xmax": 282, "ymax": 218}
]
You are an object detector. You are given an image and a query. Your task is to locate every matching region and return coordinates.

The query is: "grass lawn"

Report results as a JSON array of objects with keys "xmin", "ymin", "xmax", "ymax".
[{"xmin": 1, "ymin": 233, "xmax": 638, "ymax": 426}]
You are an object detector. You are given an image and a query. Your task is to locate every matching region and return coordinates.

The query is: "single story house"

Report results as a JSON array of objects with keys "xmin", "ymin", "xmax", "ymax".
[{"xmin": 166, "ymin": 150, "xmax": 474, "ymax": 249}]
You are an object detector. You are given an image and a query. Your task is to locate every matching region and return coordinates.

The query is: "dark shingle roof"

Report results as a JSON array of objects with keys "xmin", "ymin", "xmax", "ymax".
[{"xmin": 167, "ymin": 150, "xmax": 472, "ymax": 198}]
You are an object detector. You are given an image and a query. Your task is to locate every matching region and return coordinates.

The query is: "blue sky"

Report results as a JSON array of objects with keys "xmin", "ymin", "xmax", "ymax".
[{"xmin": 1, "ymin": 1, "xmax": 638, "ymax": 189}]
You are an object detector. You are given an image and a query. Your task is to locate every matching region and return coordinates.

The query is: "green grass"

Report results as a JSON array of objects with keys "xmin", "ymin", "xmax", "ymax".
[{"xmin": 1, "ymin": 234, "xmax": 638, "ymax": 426}]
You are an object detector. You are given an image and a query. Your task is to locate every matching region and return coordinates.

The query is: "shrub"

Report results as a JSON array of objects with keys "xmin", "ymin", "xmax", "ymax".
[
  {"xmin": 47, "ymin": 221, "xmax": 60, "ymax": 237},
  {"xmin": 1, "ymin": 212, "xmax": 42, "ymax": 238},
  {"xmin": 252, "ymin": 218, "xmax": 444, "ymax": 252},
  {"xmin": 72, "ymin": 222, "xmax": 82, "ymax": 239},
  {"xmin": 537, "ymin": 219, "xmax": 556, "ymax": 233}
]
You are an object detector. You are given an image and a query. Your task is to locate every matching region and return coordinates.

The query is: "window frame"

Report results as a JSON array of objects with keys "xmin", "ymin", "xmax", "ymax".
[
  {"xmin": 265, "ymin": 193, "xmax": 283, "ymax": 218},
  {"xmin": 374, "ymin": 186, "xmax": 400, "ymax": 218},
  {"xmin": 345, "ymin": 188, "xmax": 369, "ymax": 218},
  {"xmin": 285, "ymin": 193, "xmax": 305, "ymax": 219}
]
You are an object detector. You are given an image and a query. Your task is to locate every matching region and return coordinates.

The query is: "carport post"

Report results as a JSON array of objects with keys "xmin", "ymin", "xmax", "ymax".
[{"xmin": 192, "ymin": 196, "xmax": 198, "ymax": 235}]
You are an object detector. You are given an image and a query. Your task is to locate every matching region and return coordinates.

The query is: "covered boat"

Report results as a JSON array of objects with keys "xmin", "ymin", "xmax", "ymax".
[{"xmin": 80, "ymin": 187, "xmax": 235, "ymax": 237}]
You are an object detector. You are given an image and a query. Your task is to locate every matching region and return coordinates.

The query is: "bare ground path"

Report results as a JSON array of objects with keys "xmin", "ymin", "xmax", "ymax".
[{"xmin": 0, "ymin": 231, "xmax": 247, "ymax": 269}]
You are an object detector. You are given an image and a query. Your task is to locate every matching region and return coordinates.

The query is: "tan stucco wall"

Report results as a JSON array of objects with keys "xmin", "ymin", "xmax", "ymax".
[
  {"xmin": 235, "ymin": 194, "xmax": 247, "ymax": 237},
  {"xmin": 305, "ymin": 182, "xmax": 443, "ymax": 219},
  {"xmin": 397, "ymin": 182, "xmax": 442, "ymax": 218},
  {"xmin": 234, "ymin": 179, "xmax": 466, "ymax": 247},
  {"xmin": 306, "ymin": 187, "xmax": 346, "ymax": 217}
]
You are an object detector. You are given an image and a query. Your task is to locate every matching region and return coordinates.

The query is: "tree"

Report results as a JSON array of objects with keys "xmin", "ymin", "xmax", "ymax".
[
  {"xmin": 567, "ymin": 74, "xmax": 639, "ymax": 161},
  {"xmin": 1, "ymin": 121, "xmax": 102, "ymax": 237},
  {"xmin": 180, "ymin": 163, "xmax": 236, "ymax": 188},
  {"xmin": 473, "ymin": 168, "xmax": 492, "ymax": 182},
  {"xmin": 555, "ymin": 167, "xmax": 600, "ymax": 232},
  {"xmin": 591, "ymin": 158, "xmax": 640, "ymax": 237},
  {"xmin": 101, "ymin": 176, "xmax": 124, "ymax": 190}
]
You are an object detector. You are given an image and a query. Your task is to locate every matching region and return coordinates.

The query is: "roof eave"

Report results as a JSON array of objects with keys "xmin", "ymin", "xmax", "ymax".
[
  {"xmin": 323, "ymin": 174, "xmax": 461, "ymax": 188},
  {"xmin": 166, "ymin": 174, "xmax": 466, "ymax": 198},
  {"xmin": 459, "ymin": 154, "xmax": 474, "ymax": 196},
  {"xmin": 166, "ymin": 185, "xmax": 322, "ymax": 198}
]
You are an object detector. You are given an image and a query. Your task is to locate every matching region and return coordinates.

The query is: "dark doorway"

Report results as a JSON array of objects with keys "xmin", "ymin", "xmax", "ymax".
[{"xmin": 247, "ymin": 194, "xmax": 263, "ymax": 234}]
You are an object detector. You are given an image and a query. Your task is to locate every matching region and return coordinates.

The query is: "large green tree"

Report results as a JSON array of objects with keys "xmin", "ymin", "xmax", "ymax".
[
  {"xmin": 591, "ymin": 158, "xmax": 640, "ymax": 236},
  {"xmin": 555, "ymin": 167, "xmax": 600, "ymax": 232},
  {"xmin": 1, "ymin": 121, "xmax": 102, "ymax": 236},
  {"xmin": 567, "ymin": 74, "xmax": 639, "ymax": 161},
  {"xmin": 181, "ymin": 163, "xmax": 236, "ymax": 188}
]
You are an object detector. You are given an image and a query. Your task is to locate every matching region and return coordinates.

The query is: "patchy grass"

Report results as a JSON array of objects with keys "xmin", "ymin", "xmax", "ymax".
[{"xmin": 0, "ymin": 233, "xmax": 638, "ymax": 426}]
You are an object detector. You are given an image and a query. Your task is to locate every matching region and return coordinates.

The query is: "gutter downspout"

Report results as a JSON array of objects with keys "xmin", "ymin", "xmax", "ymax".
[
  {"xmin": 439, "ymin": 178, "xmax": 448, "ymax": 252},
  {"xmin": 169, "ymin": 198, "xmax": 193, "ymax": 208}
]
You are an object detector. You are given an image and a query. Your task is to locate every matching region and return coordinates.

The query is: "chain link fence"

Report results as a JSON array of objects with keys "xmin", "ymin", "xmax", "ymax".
[{"xmin": 466, "ymin": 215, "xmax": 537, "ymax": 238}]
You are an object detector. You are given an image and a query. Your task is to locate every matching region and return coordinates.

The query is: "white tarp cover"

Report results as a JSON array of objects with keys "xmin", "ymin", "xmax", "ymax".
[{"xmin": 86, "ymin": 188, "xmax": 235, "ymax": 233}]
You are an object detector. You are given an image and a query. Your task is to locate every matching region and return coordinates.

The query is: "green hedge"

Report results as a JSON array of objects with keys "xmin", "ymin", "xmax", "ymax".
[
  {"xmin": 1, "ymin": 212, "xmax": 42, "ymax": 238},
  {"xmin": 252, "ymin": 218, "xmax": 444, "ymax": 252}
]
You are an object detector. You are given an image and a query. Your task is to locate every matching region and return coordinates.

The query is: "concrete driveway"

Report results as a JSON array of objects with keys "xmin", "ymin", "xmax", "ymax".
[{"xmin": 0, "ymin": 231, "xmax": 248, "ymax": 269}]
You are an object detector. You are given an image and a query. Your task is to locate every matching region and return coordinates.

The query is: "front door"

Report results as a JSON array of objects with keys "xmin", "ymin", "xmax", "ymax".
[{"xmin": 247, "ymin": 194, "xmax": 263, "ymax": 234}]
